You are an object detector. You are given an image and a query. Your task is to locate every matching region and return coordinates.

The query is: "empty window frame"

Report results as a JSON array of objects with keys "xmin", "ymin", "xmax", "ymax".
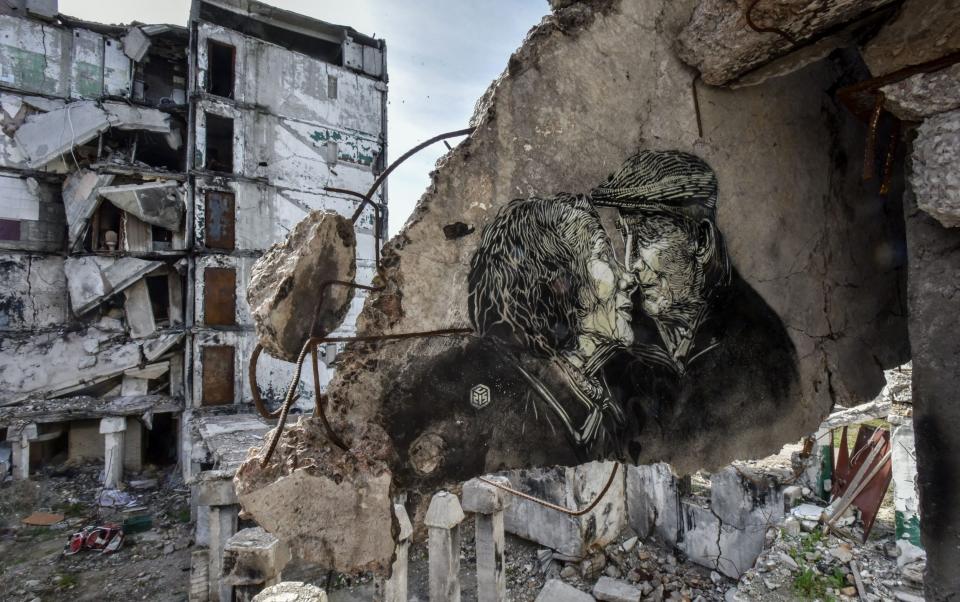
[
  {"xmin": 201, "ymin": 345, "xmax": 235, "ymax": 406},
  {"xmin": 327, "ymin": 75, "xmax": 338, "ymax": 100},
  {"xmin": 0, "ymin": 219, "xmax": 20, "ymax": 241},
  {"xmin": 207, "ymin": 40, "xmax": 236, "ymax": 99},
  {"xmin": 203, "ymin": 267, "xmax": 236, "ymax": 326},
  {"xmin": 204, "ymin": 113, "xmax": 234, "ymax": 173},
  {"xmin": 204, "ymin": 190, "xmax": 235, "ymax": 250}
]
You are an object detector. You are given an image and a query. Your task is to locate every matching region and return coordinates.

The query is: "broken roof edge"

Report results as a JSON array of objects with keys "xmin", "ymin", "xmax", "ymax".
[
  {"xmin": 55, "ymin": 13, "xmax": 187, "ymax": 38},
  {"xmin": 0, "ymin": 394, "xmax": 183, "ymax": 428},
  {"xmin": 192, "ymin": 0, "xmax": 382, "ymax": 49}
]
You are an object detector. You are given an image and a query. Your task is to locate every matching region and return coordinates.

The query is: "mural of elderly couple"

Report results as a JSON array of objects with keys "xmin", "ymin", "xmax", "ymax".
[{"xmin": 464, "ymin": 150, "xmax": 798, "ymax": 461}]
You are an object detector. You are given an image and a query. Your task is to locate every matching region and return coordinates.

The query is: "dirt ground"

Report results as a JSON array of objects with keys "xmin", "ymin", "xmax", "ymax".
[{"xmin": 0, "ymin": 461, "xmax": 192, "ymax": 602}]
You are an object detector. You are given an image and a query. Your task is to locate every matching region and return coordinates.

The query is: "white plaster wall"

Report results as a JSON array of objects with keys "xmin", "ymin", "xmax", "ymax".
[{"xmin": 0, "ymin": 254, "xmax": 69, "ymax": 330}]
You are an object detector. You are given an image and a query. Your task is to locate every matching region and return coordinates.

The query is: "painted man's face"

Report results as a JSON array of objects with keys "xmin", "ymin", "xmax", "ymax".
[
  {"xmin": 627, "ymin": 213, "xmax": 707, "ymax": 319},
  {"xmin": 580, "ymin": 229, "xmax": 637, "ymax": 345}
]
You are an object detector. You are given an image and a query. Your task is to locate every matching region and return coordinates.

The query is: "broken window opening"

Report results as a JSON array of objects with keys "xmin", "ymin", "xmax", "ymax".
[
  {"xmin": 145, "ymin": 274, "xmax": 171, "ymax": 327},
  {"xmin": 86, "ymin": 202, "xmax": 122, "ymax": 252},
  {"xmin": 144, "ymin": 413, "xmax": 178, "ymax": 466},
  {"xmin": 198, "ymin": 2, "xmax": 344, "ymax": 65},
  {"xmin": 135, "ymin": 129, "xmax": 187, "ymax": 172},
  {"xmin": 30, "ymin": 423, "xmax": 69, "ymax": 473},
  {"xmin": 327, "ymin": 75, "xmax": 338, "ymax": 100},
  {"xmin": 204, "ymin": 190, "xmax": 236, "ymax": 250},
  {"xmin": 201, "ymin": 345, "xmax": 235, "ymax": 406},
  {"xmin": 204, "ymin": 113, "xmax": 234, "ymax": 173},
  {"xmin": 134, "ymin": 35, "xmax": 189, "ymax": 108},
  {"xmin": 203, "ymin": 267, "xmax": 237, "ymax": 326},
  {"xmin": 207, "ymin": 40, "xmax": 236, "ymax": 99},
  {"xmin": 152, "ymin": 224, "xmax": 173, "ymax": 251}
]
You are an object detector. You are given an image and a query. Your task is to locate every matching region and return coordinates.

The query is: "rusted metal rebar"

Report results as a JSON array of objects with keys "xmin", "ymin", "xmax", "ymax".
[
  {"xmin": 479, "ymin": 463, "xmax": 621, "ymax": 517},
  {"xmin": 744, "ymin": 0, "xmax": 799, "ymax": 45}
]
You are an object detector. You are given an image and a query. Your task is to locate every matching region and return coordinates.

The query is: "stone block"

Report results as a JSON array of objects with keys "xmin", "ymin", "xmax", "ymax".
[
  {"xmin": 197, "ymin": 476, "xmax": 238, "ymax": 507},
  {"xmin": 911, "ymin": 109, "xmax": 960, "ymax": 228},
  {"xmin": 425, "ymin": 491, "xmax": 465, "ymax": 529},
  {"xmin": 222, "ymin": 527, "xmax": 291, "ymax": 586},
  {"xmin": 710, "ymin": 467, "xmax": 784, "ymax": 529},
  {"xmin": 252, "ymin": 582, "xmax": 328, "ymax": 602},
  {"xmin": 881, "ymin": 64, "xmax": 960, "ymax": 121},
  {"xmin": 246, "ymin": 210, "xmax": 356, "ymax": 362},
  {"xmin": 625, "ymin": 463, "xmax": 678, "ymax": 542},
  {"xmin": 237, "ymin": 468, "xmax": 394, "ymax": 574},
  {"xmin": 503, "ymin": 462, "xmax": 624, "ymax": 558},
  {"xmin": 676, "ymin": 0, "xmax": 896, "ymax": 85},
  {"xmin": 99, "ymin": 416, "xmax": 128, "ymax": 435},
  {"xmin": 462, "ymin": 476, "xmax": 511, "ymax": 514},
  {"xmin": 536, "ymin": 579, "xmax": 595, "ymax": 602},
  {"xmin": 593, "ymin": 576, "xmax": 642, "ymax": 602}
]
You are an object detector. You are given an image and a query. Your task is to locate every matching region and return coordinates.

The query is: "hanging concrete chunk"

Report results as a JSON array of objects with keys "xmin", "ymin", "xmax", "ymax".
[
  {"xmin": 246, "ymin": 210, "xmax": 356, "ymax": 362},
  {"xmin": 65, "ymin": 256, "xmax": 162, "ymax": 315},
  {"xmin": 675, "ymin": 0, "xmax": 897, "ymax": 86},
  {"xmin": 13, "ymin": 100, "xmax": 172, "ymax": 168},
  {"xmin": 910, "ymin": 109, "xmax": 960, "ymax": 228},
  {"xmin": 122, "ymin": 26, "xmax": 151, "ymax": 62},
  {"xmin": 99, "ymin": 181, "xmax": 185, "ymax": 231},
  {"xmin": 861, "ymin": 0, "xmax": 960, "ymax": 77},
  {"xmin": 63, "ymin": 169, "xmax": 116, "ymax": 250},
  {"xmin": 234, "ymin": 418, "xmax": 395, "ymax": 574}
]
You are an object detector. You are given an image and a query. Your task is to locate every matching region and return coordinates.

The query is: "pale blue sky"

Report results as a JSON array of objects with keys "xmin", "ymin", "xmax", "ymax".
[{"xmin": 59, "ymin": 0, "xmax": 548, "ymax": 235}]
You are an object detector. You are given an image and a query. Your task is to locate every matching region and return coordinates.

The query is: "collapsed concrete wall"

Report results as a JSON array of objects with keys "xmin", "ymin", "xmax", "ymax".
[
  {"xmin": 235, "ymin": 0, "xmax": 909, "ymax": 575},
  {"xmin": 321, "ymin": 0, "xmax": 906, "ymax": 476}
]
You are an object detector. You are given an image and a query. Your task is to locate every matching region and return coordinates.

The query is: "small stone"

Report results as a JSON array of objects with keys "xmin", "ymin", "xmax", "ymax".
[
  {"xmin": 593, "ymin": 576, "xmax": 643, "ymax": 602},
  {"xmin": 606, "ymin": 565, "xmax": 621, "ymax": 579},
  {"xmin": 710, "ymin": 571, "xmax": 723, "ymax": 585},
  {"xmin": 841, "ymin": 586, "xmax": 857, "ymax": 596},
  {"xmin": 779, "ymin": 551, "xmax": 799, "ymax": 571},
  {"xmin": 783, "ymin": 516, "xmax": 802, "ymax": 537},
  {"xmin": 535, "ymin": 579, "xmax": 595, "ymax": 602},
  {"xmin": 801, "ymin": 520, "xmax": 818, "ymax": 532},
  {"xmin": 622, "ymin": 536, "xmax": 638, "ymax": 553},
  {"xmin": 884, "ymin": 541, "xmax": 901, "ymax": 559},
  {"xmin": 560, "ymin": 565, "xmax": 578, "ymax": 580},
  {"xmin": 831, "ymin": 545, "xmax": 854, "ymax": 564},
  {"xmin": 763, "ymin": 578, "xmax": 780, "ymax": 590}
]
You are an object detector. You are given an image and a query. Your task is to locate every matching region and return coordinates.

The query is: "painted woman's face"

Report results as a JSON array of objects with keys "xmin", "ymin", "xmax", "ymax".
[{"xmin": 580, "ymin": 229, "xmax": 637, "ymax": 345}]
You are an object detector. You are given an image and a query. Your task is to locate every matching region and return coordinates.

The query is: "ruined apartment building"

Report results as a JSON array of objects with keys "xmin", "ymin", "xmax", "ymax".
[{"xmin": 0, "ymin": 0, "xmax": 387, "ymax": 486}]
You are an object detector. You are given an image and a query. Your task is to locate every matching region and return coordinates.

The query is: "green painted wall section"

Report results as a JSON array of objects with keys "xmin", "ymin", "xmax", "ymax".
[
  {"xmin": 73, "ymin": 61, "xmax": 103, "ymax": 99},
  {"xmin": 895, "ymin": 511, "xmax": 922, "ymax": 547},
  {"xmin": 309, "ymin": 126, "xmax": 380, "ymax": 167},
  {"xmin": 0, "ymin": 45, "xmax": 59, "ymax": 95}
]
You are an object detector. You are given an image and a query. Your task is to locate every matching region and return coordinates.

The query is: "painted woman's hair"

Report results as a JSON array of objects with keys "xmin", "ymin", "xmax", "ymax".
[{"xmin": 468, "ymin": 193, "xmax": 603, "ymax": 357}]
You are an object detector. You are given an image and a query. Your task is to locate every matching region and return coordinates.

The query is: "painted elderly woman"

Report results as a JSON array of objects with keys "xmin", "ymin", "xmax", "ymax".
[{"xmin": 467, "ymin": 192, "xmax": 636, "ymax": 447}]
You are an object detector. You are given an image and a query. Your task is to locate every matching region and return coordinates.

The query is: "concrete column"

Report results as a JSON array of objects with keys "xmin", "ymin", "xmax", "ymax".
[
  {"xmin": 7, "ymin": 423, "xmax": 38, "ymax": 480},
  {"xmin": 425, "ymin": 490, "xmax": 465, "ymax": 602},
  {"xmin": 462, "ymin": 477, "xmax": 511, "ymax": 602},
  {"xmin": 197, "ymin": 475, "xmax": 239, "ymax": 602},
  {"xmin": 904, "ymin": 142, "xmax": 960, "ymax": 600},
  {"xmin": 383, "ymin": 503, "xmax": 413, "ymax": 602},
  {"xmin": 889, "ymin": 415, "xmax": 921, "ymax": 548},
  {"xmin": 100, "ymin": 417, "xmax": 127, "ymax": 488},
  {"xmin": 221, "ymin": 527, "xmax": 290, "ymax": 602}
]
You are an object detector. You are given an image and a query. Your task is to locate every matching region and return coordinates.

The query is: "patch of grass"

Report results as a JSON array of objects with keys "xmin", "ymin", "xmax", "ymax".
[
  {"xmin": 173, "ymin": 505, "xmax": 191, "ymax": 523},
  {"xmin": 793, "ymin": 567, "xmax": 838, "ymax": 602},
  {"xmin": 54, "ymin": 502, "xmax": 87, "ymax": 518},
  {"xmin": 56, "ymin": 572, "xmax": 79, "ymax": 589}
]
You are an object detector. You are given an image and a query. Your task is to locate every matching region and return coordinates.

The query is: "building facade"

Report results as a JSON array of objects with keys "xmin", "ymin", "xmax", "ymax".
[{"xmin": 0, "ymin": 0, "xmax": 386, "ymax": 488}]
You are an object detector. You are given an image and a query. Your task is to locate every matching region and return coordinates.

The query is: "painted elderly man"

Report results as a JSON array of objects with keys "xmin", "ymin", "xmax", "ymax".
[{"xmin": 592, "ymin": 150, "xmax": 800, "ymax": 461}]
